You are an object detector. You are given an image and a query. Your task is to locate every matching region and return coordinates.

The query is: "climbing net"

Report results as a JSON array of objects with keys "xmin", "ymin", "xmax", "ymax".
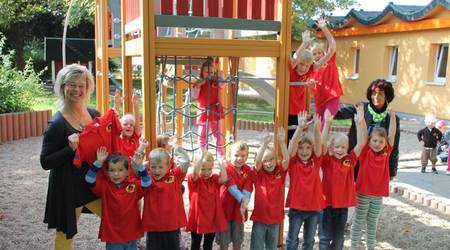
[{"xmin": 156, "ymin": 56, "xmax": 240, "ymax": 157}]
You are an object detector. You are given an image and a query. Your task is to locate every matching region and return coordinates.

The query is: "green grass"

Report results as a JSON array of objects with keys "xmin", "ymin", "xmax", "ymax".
[{"xmin": 32, "ymin": 95, "xmax": 97, "ymax": 114}]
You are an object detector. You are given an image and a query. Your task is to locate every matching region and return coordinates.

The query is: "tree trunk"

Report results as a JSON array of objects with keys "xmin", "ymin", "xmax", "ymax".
[{"xmin": 8, "ymin": 24, "xmax": 25, "ymax": 70}]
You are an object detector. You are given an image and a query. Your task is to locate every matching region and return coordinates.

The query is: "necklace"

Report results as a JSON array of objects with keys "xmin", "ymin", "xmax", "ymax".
[{"xmin": 65, "ymin": 108, "xmax": 85, "ymax": 131}]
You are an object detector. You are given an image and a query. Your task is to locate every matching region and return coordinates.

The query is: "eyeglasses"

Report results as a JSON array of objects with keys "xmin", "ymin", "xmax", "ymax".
[{"xmin": 65, "ymin": 83, "xmax": 86, "ymax": 90}]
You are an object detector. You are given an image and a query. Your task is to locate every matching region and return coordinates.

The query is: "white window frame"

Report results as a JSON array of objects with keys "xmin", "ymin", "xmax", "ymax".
[
  {"xmin": 434, "ymin": 44, "xmax": 448, "ymax": 84},
  {"xmin": 388, "ymin": 46, "xmax": 398, "ymax": 82},
  {"xmin": 352, "ymin": 48, "xmax": 360, "ymax": 78}
]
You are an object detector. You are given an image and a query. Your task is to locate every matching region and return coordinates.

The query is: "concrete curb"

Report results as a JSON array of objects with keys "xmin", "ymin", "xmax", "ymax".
[{"xmin": 390, "ymin": 184, "xmax": 450, "ymax": 215}]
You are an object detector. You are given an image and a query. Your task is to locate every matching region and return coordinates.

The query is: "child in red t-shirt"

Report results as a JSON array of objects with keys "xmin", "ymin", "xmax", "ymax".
[
  {"xmin": 142, "ymin": 146, "xmax": 190, "ymax": 250},
  {"xmin": 285, "ymin": 111, "xmax": 324, "ymax": 250},
  {"xmin": 216, "ymin": 141, "xmax": 253, "ymax": 250},
  {"xmin": 319, "ymin": 107, "xmax": 365, "ymax": 250},
  {"xmin": 84, "ymin": 138, "xmax": 150, "ymax": 250},
  {"xmin": 192, "ymin": 58, "xmax": 226, "ymax": 157},
  {"xmin": 350, "ymin": 106, "xmax": 397, "ymax": 250},
  {"xmin": 187, "ymin": 151, "xmax": 228, "ymax": 250},
  {"xmin": 311, "ymin": 17, "xmax": 343, "ymax": 119},
  {"xmin": 250, "ymin": 128, "xmax": 289, "ymax": 250}
]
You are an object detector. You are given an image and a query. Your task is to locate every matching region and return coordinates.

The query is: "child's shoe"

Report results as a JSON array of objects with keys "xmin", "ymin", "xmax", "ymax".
[
  {"xmin": 432, "ymin": 167, "xmax": 438, "ymax": 174},
  {"xmin": 445, "ymin": 170, "xmax": 450, "ymax": 176},
  {"xmin": 421, "ymin": 167, "xmax": 426, "ymax": 173}
]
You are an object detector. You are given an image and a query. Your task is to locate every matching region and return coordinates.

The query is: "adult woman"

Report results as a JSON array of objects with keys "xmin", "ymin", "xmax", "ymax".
[
  {"xmin": 335, "ymin": 79, "xmax": 400, "ymax": 180},
  {"xmin": 40, "ymin": 64, "xmax": 101, "ymax": 249}
]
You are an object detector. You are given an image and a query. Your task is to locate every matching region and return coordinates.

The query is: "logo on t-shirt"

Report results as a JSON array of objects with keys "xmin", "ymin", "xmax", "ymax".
[
  {"xmin": 126, "ymin": 183, "xmax": 136, "ymax": 193},
  {"xmin": 275, "ymin": 171, "xmax": 282, "ymax": 179},
  {"xmin": 106, "ymin": 123, "xmax": 112, "ymax": 132},
  {"xmin": 243, "ymin": 173, "xmax": 248, "ymax": 179},
  {"xmin": 343, "ymin": 159, "xmax": 351, "ymax": 167},
  {"xmin": 165, "ymin": 175, "xmax": 175, "ymax": 183}
]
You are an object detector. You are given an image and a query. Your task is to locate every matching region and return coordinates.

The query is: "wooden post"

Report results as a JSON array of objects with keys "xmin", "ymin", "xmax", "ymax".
[
  {"xmin": 121, "ymin": 0, "xmax": 134, "ymax": 114},
  {"xmin": 175, "ymin": 64, "xmax": 184, "ymax": 145}
]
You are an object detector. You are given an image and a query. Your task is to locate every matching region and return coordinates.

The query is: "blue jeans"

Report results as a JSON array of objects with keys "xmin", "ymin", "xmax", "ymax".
[
  {"xmin": 106, "ymin": 240, "xmax": 137, "ymax": 250},
  {"xmin": 250, "ymin": 222, "xmax": 279, "ymax": 250},
  {"xmin": 285, "ymin": 209, "xmax": 321, "ymax": 250},
  {"xmin": 319, "ymin": 207, "xmax": 348, "ymax": 250}
]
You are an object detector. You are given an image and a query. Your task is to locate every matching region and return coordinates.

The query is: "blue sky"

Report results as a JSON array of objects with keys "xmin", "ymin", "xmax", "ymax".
[{"xmin": 333, "ymin": 0, "xmax": 433, "ymax": 16}]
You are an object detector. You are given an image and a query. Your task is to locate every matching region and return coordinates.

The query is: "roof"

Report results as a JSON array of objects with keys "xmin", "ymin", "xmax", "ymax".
[
  {"xmin": 44, "ymin": 37, "xmax": 95, "ymax": 61},
  {"xmin": 330, "ymin": 0, "xmax": 450, "ymax": 29}
]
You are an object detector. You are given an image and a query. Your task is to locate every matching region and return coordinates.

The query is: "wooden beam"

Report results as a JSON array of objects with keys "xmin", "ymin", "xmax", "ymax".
[
  {"xmin": 108, "ymin": 48, "xmax": 122, "ymax": 58},
  {"xmin": 121, "ymin": 0, "xmax": 133, "ymax": 114},
  {"xmin": 125, "ymin": 38, "xmax": 142, "ymax": 56},
  {"xmin": 175, "ymin": 64, "xmax": 184, "ymax": 145},
  {"xmin": 324, "ymin": 17, "xmax": 450, "ymax": 37},
  {"xmin": 155, "ymin": 38, "xmax": 280, "ymax": 57},
  {"xmin": 97, "ymin": 0, "xmax": 110, "ymax": 114}
]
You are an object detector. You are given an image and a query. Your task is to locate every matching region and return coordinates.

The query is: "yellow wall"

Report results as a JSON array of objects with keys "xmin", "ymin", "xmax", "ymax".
[{"xmin": 335, "ymin": 28, "xmax": 450, "ymax": 119}]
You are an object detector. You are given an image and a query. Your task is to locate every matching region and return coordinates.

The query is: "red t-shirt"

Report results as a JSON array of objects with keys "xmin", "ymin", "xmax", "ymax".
[
  {"xmin": 322, "ymin": 151, "xmax": 358, "ymax": 208},
  {"xmin": 74, "ymin": 109, "xmax": 122, "ymax": 168},
  {"xmin": 312, "ymin": 54, "xmax": 343, "ymax": 108},
  {"xmin": 186, "ymin": 174, "xmax": 227, "ymax": 234},
  {"xmin": 356, "ymin": 144, "xmax": 393, "ymax": 197},
  {"xmin": 288, "ymin": 61, "xmax": 314, "ymax": 115},
  {"xmin": 220, "ymin": 162, "xmax": 254, "ymax": 223},
  {"xmin": 142, "ymin": 167, "xmax": 187, "ymax": 232},
  {"xmin": 250, "ymin": 164, "xmax": 287, "ymax": 224},
  {"xmin": 197, "ymin": 80, "xmax": 224, "ymax": 123},
  {"xmin": 286, "ymin": 154, "xmax": 325, "ymax": 211},
  {"xmin": 91, "ymin": 178, "xmax": 144, "ymax": 243}
]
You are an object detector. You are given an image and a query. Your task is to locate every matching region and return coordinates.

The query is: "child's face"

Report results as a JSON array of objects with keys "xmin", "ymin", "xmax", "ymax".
[
  {"xmin": 262, "ymin": 150, "xmax": 276, "ymax": 172},
  {"xmin": 200, "ymin": 162, "xmax": 213, "ymax": 179},
  {"xmin": 202, "ymin": 65, "xmax": 215, "ymax": 79},
  {"xmin": 297, "ymin": 142, "xmax": 313, "ymax": 161},
  {"xmin": 150, "ymin": 161, "xmax": 169, "ymax": 180},
  {"xmin": 295, "ymin": 60, "xmax": 312, "ymax": 76},
  {"xmin": 369, "ymin": 134, "xmax": 387, "ymax": 153},
  {"xmin": 121, "ymin": 118, "xmax": 135, "ymax": 138},
  {"xmin": 231, "ymin": 149, "xmax": 248, "ymax": 168},
  {"xmin": 107, "ymin": 161, "xmax": 128, "ymax": 185},
  {"xmin": 164, "ymin": 142, "xmax": 172, "ymax": 152},
  {"xmin": 333, "ymin": 139, "xmax": 349, "ymax": 159},
  {"xmin": 312, "ymin": 47, "xmax": 324, "ymax": 62},
  {"xmin": 426, "ymin": 122, "xmax": 435, "ymax": 129}
]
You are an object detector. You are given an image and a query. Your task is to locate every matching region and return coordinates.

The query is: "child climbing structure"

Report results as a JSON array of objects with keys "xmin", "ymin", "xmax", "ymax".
[{"xmin": 94, "ymin": 0, "xmax": 295, "ymax": 154}]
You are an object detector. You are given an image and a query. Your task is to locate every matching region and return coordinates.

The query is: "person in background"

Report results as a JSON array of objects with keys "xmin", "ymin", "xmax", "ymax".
[{"xmin": 417, "ymin": 114, "xmax": 442, "ymax": 174}]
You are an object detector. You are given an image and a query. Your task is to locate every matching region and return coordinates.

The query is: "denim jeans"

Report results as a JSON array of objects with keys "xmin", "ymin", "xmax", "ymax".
[
  {"xmin": 250, "ymin": 222, "xmax": 279, "ymax": 250},
  {"xmin": 319, "ymin": 207, "xmax": 348, "ymax": 250},
  {"xmin": 106, "ymin": 240, "xmax": 137, "ymax": 250},
  {"xmin": 285, "ymin": 209, "xmax": 322, "ymax": 250}
]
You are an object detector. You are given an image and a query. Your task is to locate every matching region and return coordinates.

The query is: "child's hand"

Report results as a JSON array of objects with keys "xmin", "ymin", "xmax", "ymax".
[
  {"xmin": 316, "ymin": 16, "xmax": 327, "ymax": 29},
  {"xmin": 301, "ymin": 30, "xmax": 311, "ymax": 43},
  {"xmin": 68, "ymin": 133, "xmax": 80, "ymax": 151},
  {"xmin": 137, "ymin": 137, "xmax": 149, "ymax": 154},
  {"xmin": 306, "ymin": 79, "xmax": 316, "ymax": 86},
  {"xmin": 277, "ymin": 127, "xmax": 285, "ymax": 142},
  {"xmin": 387, "ymin": 106, "xmax": 395, "ymax": 117},
  {"xmin": 324, "ymin": 109, "xmax": 333, "ymax": 124},
  {"xmin": 131, "ymin": 151, "xmax": 144, "ymax": 167},
  {"xmin": 168, "ymin": 135, "xmax": 178, "ymax": 148},
  {"xmin": 240, "ymin": 197, "xmax": 249, "ymax": 218},
  {"xmin": 114, "ymin": 89, "xmax": 122, "ymax": 107},
  {"xmin": 297, "ymin": 111, "xmax": 308, "ymax": 129},
  {"xmin": 96, "ymin": 146, "xmax": 108, "ymax": 164},
  {"xmin": 313, "ymin": 113, "xmax": 321, "ymax": 128},
  {"xmin": 132, "ymin": 92, "xmax": 139, "ymax": 106},
  {"xmin": 262, "ymin": 129, "xmax": 272, "ymax": 145},
  {"xmin": 355, "ymin": 103, "xmax": 365, "ymax": 124}
]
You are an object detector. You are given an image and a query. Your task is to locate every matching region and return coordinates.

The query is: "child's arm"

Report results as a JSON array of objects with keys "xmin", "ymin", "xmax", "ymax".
[
  {"xmin": 387, "ymin": 107, "xmax": 397, "ymax": 146},
  {"xmin": 173, "ymin": 145, "xmax": 190, "ymax": 173},
  {"xmin": 132, "ymin": 93, "xmax": 141, "ymax": 136},
  {"xmin": 314, "ymin": 17, "xmax": 336, "ymax": 69},
  {"xmin": 278, "ymin": 127, "xmax": 289, "ymax": 171},
  {"xmin": 114, "ymin": 89, "xmax": 121, "ymax": 112},
  {"xmin": 313, "ymin": 113, "xmax": 322, "ymax": 157},
  {"xmin": 255, "ymin": 130, "xmax": 272, "ymax": 171},
  {"xmin": 290, "ymin": 31, "xmax": 313, "ymax": 68},
  {"xmin": 288, "ymin": 111, "xmax": 308, "ymax": 157},
  {"xmin": 321, "ymin": 109, "xmax": 333, "ymax": 155},
  {"xmin": 218, "ymin": 158, "xmax": 228, "ymax": 184},
  {"xmin": 354, "ymin": 104, "xmax": 367, "ymax": 156},
  {"xmin": 192, "ymin": 151, "xmax": 206, "ymax": 181},
  {"xmin": 132, "ymin": 138, "xmax": 151, "ymax": 188},
  {"xmin": 85, "ymin": 146, "xmax": 108, "ymax": 185}
]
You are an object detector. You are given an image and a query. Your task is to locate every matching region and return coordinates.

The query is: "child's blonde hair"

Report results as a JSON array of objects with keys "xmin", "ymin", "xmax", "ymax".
[
  {"xmin": 156, "ymin": 134, "xmax": 170, "ymax": 148},
  {"xmin": 332, "ymin": 133, "xmax": 349, "ymax": 146},
  {"xmin": 120, "ymin": 113, "xmax": 135, "ymax": 125},
  {"xmin": 311, "ymin": 42, "xmax": 325, "ymax": 53},
  {"xmin": 197, "ymin": 151, "xmax": 215, "ymax": 166},
  {"xmin": 370, "ymin": 127, "xmax": 388, "ymax": 141},
  {"xmin": 424, "ymin": 114, "xmax": 437, "ymax": 126},
  {"xmin": 231, "ymin": 141, "xmax": 249, "ymax": 154},
  {"xmin": 148, "ymin": 148, "xmax": 170, "ymax": 166},
  {"xmin": 298, "ymin": 50, "xmax": 313, "ymax": 65},
  {"xmin": 298, "ymin": 132, "xmax": 315, "ymax": 146}
]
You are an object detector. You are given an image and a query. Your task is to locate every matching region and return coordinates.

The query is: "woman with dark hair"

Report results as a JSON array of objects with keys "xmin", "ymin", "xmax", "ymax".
[{"xmin": 334, "ymin": 79, "xmax": 400, "ymax": 180}]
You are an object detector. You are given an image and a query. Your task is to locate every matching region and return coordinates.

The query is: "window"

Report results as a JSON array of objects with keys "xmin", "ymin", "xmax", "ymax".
[
  {"xmin": 434, "ymin": 44, "xmax": 448, "ymax": 83},
  {"xmin": 353, "ymin": 48, "xmax": 360, "ymax": 77},
  {"xmin": 388, "ymin": 46, "xmax": 398, "ymax": 81}
]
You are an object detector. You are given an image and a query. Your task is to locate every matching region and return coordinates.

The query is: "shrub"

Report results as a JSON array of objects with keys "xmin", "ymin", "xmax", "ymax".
[{"xmin": 0, "ymin": 35, "xmax": 45, "ymax": 114}]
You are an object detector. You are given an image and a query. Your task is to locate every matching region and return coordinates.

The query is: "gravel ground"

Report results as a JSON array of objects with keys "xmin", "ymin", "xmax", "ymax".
[{"xmin": 1, "ymin": 123, "xmax": 449, "ymax": 249}]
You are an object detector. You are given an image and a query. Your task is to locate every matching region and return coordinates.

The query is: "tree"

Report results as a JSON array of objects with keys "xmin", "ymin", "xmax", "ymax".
[
  {"xmin": 0, "ymin": 0, "xmax": 94, "ymax": 69},
  {"xmin": 291, "ymin": 0, "xmax": 356, "ymax": 39}
]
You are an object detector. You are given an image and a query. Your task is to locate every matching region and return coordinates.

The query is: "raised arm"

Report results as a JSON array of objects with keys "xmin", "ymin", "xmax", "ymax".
[
  {"xmin": 290, "ymin": 31, "xmax": 313, "ymax": 68},
  {"xmin": 132, "ymin": 93, "xmax": 141, "ymax": 136},
  {"xmin": 314, "ymin": 17, "xmax": 336, "ymax": 69},
  {"xmin": 255, "ymin": 130, "xmax": 272, "ymax": 171},
  {"xmin": 387, "ymin": 107, "xmax": 397, "ymax": 146},
  {"xmin": 173, "ymin": 145, "xmax": 191, "ymax": 173},
  {"xmin": 277, "ymin": 127, "xmax": 289, "ymax": 170},
  {"xmin": 192, "ymin": 151, "xmax": 206, "ymax": 181},
  {"xmin": 218, "ymin": 158, "xmax": 228, "ymax": 184},
  {"xmin": 288, "ymin": 111, "xmax": 308, "ymax": 157},
  {"xmin": 85, "ymin": 146, "xmax": 108, "ymax": 185},
  {"xmin": 321, "ymin": 109, "xmax": 333, "ymax": 155},
  {"xmin": 114, "ymin": 89, "xmax": 122, "ymax": 111},
  {"xmin": 313, "ymin": 113, "xmax": 322, "ymax": 157},
  {"xmin": 131, "ymin": 138, "xmax": 151, "ymax": 188},
  {"xmin": 353, "ymin": 104, "xmax": 367, "ymax": 156}
]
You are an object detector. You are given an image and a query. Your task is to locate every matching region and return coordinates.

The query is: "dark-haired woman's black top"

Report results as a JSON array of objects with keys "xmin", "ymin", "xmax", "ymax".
[
  {"xmin": 335, "ymin": 102, "xmax": 400, "ymax": 178},
  {"xmin": 40, "ymin": 108, "xmax": 100, "ymax": 239}
]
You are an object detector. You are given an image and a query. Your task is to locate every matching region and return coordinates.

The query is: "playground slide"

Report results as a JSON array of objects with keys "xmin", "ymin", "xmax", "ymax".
[{"xmin": 239, "ymin": 71, "xmax": 275, "ymax": 107}]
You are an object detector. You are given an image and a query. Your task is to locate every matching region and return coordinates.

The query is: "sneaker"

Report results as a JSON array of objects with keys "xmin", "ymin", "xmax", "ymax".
[
  {"xmin": 432, "ymin": 168, "xmax": 438, "ymax": 174},
  {"xmin": 445, "ymin": 171, "xmax": 450, "ymax": 176},
  {"xmin": 421, "ymin": 168, "xmax": 426, "ymax": 173}
]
